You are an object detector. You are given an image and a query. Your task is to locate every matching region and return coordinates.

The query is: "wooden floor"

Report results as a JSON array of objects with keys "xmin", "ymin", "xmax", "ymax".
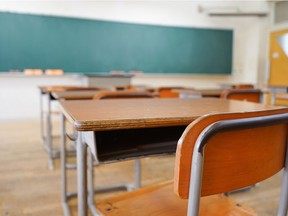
[{"xmin": 0, "ymin": 120, "xmax": 286, "ymax": 215}]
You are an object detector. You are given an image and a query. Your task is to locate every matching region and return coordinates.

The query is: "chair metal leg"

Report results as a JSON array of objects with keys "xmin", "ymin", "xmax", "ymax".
[
  {"xmin": 40, "ymin": 92, "xmax": 45, "ymax": 144},
  {"xmin": 88, "ymin": 148, "xmax": 100, "ymax": 216},
  {"xmin": 187, "ymin": 151, "xmax": 204, "ymax": 216},
  {"xmin": 278, "ymin": 142, "xmax": 288, "ymax": 216},
  {"xmin": 87, "ymin": 154, "xmax": 141, "ymax": 215}
]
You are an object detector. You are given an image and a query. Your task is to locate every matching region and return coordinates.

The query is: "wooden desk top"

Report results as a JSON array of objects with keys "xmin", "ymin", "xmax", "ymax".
[
  {"xmin": 39, "ymin": 86, "xmax": 104, "ymax": 94},
  {"xmin": 39, "ymin": 85, "xmax": 82, "ymax": 93},
  {"xmin": 52, "ymin": 90, "xmax": 101, "ymax": 100},
  {"xmin": 59, "ymin": 98, "xmax": 276, "ymax": 131}
]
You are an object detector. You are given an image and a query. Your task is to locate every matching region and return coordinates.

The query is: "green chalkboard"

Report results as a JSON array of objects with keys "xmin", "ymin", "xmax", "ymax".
[{"xmin": 0, "ymin": 12, "xmax": 233, "ymax": 74}]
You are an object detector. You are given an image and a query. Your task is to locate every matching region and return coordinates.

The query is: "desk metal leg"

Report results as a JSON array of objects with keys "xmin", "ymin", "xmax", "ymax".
[
  {"xmin": 40, "ymin": 92, "xmax": 45, "ymax": 144},
  {"xmin": 77, "ymin": 132, "xmax": 88, "ymax": 216},
  {"xmin": 134, "ymin": 159, "xmax": 141, "ymax": 189},
  {"xmin": 88, "ymin": 149, "xmax": 99, "ymax": 216},
  {"xmin": 46, "ymin": 94, "xmax": 54, "ymax": 170},
  {"xmin": 41, "ymin": 93, "xmax": 60, "ymax": 170},
  {"xmin": 61, "ymin": 129, "xmax": 141, "ymax": 216},
  {"xmin": 61, "ymin": 114, "xmax": 71, "ymax": 216}
]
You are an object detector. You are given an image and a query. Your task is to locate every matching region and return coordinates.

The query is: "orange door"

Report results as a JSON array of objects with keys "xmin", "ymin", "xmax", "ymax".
[{"xmin": 268, "ymin": 29, "xmax": 288, "ymax": 87}]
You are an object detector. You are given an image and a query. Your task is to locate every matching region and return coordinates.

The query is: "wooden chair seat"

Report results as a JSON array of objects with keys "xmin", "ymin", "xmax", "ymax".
[{"xmin": 96, "ymin": 181, "xmax": 256, "ymax": 216}]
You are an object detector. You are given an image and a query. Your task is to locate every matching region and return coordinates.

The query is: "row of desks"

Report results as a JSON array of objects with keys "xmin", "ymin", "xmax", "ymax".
[
  {"xmin": 39, "ymin": 85, "xmax": 281, "ymax": 216},
  {"xmin": 52, "ymin": 88, "xmax": 223, "ymax": 100},
  {"xmin": 41, "ymin": 87, "xmax": 223, "ymax": 169}
]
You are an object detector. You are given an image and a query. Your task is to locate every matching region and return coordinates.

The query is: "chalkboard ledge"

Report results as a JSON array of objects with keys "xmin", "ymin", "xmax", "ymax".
[
  {"xmin": 84, "ymin": 73, "xmax": 133, "ymax": 78},
  {"xmin": 132, "ymin": 73, "xmax": 232, "ymax": 78},
  {"xmin": 0, "ymin": 72, "xmax": 82, "ymax": 79}
]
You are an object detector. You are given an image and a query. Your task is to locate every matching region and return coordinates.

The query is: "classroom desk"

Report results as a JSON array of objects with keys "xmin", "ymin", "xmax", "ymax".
[
  {"xmin": 59, "ymin": 98, "xmax": 275, "ymax": 216},
  {"xmin": 39, "ymin": 86, "xmax": 102, "ymax": 169},
  {"xmin": 51, "ymin": 90, "xmax": 101, "ymax": 100}
]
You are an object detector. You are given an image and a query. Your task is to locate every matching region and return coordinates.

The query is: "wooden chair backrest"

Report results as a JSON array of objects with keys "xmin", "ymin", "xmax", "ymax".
[
  {"xmin": 113, "ymin": 85, "xmax": 148, "ymax": 91},
  {"xmin": 234, "ymin": 84, "xmax": 254, "ymax": 89},
  {"xmin": 174, "ymin": 108, "xmax": 288, "ymax": 199},
  {"xmin": 64, "ymin": 86, "xmax": 106, "ymax": 91},
  {"xmin": 93, "ymin": 90, "xmax": 154, "ymax": 100},
  {"xmin": 221, "ymin": 89, "xmax": 262, "ymax": 103},
  {"xmin": 157, "ymin": 87, "xmax": 186, "ymax": 98},
  {"xmin": 125, "ymin": 85, "xmax": 153, "ymax": 92}
]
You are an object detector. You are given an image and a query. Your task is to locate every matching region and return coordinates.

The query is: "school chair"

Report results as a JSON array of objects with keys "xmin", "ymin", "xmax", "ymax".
[
  {"xmin": 45, "ymin": 69, "xmax": 64, "ymax": 76},
  {"xmin": 221, "ymin": 88, "xmax": 264, "ymax": 193},
  {"xmin": 96, "ymin": 108, "xmax": 288, "ymax": 216},
  {"xmin": 221, "ymin": 89, "xmax": 263, "ymax": 103}
]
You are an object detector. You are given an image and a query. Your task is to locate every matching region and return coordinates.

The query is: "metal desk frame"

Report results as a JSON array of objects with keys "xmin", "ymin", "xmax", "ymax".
[
  {"xmin": 60, "ymin": 114, "xmax": 142, "ymax": 216},
  {"xmin": 39, "ymin": 87, "xmax": 105, "ymax": 170},
  {"xmin": 39, "ymin": 89, "xmax": 59, "ymax": 170}
]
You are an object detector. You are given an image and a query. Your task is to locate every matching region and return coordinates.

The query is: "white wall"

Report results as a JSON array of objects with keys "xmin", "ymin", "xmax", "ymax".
[
  {"xmin": 0, "ymin": 74, "xmax": 85, "ymax": 120},
  {"xmin": 0, "ymin": 1, "xmax": 271, "ymax": 88},
  {"xmin": 260, "ymin": 1, "xmax": 288, "ymax": 87}
]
